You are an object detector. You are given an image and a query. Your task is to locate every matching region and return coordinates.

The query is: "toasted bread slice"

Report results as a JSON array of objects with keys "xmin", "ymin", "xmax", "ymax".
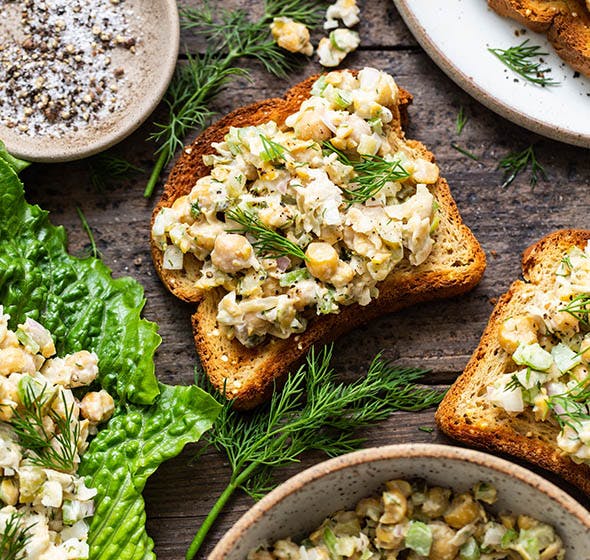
[
  {"xmin": 437, "ymin": 229, "xmax": 590, "ymax": 494},
  {"xmin": 488, "ymin": 0, "xmax": 590, "ymax": 77},
  {"xmin": 152, "ymin": 73, "xmax": 486, "ymax": 409}
]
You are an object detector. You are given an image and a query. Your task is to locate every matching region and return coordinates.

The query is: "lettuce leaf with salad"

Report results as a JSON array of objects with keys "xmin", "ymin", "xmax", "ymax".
[{"xmin": 0, "ymin": 155, "xmax": 221, "ymax": 559}]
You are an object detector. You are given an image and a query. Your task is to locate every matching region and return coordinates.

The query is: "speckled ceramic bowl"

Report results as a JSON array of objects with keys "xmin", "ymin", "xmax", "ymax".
[
  {"xmin": 0, "ymin": 0, "xmax": 179, "ymax": 162},
  {"xmin": 211, "ymin": 444, "xmax": 590, "ymax": 559}
]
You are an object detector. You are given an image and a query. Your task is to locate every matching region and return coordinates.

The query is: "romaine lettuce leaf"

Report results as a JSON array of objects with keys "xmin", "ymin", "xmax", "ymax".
[
  {"xmin": 0, "ymin": 158, "xmax": 160, "ymax": 405},
  {"xmin": 81, "ymin": 384, "xmax": 220, "ymax": 560},
  {"xmin": 0, "ymin": 157, "xmax": 221, "ymax": 558}
]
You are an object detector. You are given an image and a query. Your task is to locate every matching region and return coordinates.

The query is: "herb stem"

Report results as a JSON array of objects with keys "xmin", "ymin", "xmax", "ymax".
[
  {"xmin": 451, "ymin": 142, "xmax": 479, "ymax": 161},
  {"xmin": 76, "ymin": 207, "xmax": 99, "ymax": 259},
  {"xmin": 144, "ymin": 150, "xmax": 169, "ymax": 197},
  {"xmin": 185, "ymin": 462, "xmax": 258, "ymax": 560}
]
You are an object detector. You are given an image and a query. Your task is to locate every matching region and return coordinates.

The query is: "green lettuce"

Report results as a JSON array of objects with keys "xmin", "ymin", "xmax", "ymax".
[
  {"xmin": 81, "ymin": 384, "xmax": 220, "ymax": 559},
  {"xmin": 0, "ymin": 156, "xmax": 160, "ymax": 405},
  {"xmin": 0, "ymin": 157, "xmax": 221, "ymax": 559}
]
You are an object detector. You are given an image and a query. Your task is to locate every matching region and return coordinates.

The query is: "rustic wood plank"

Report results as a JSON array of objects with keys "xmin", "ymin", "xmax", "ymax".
[{"xmin": 17, "ymin": 0, "xmax": 590, "ymax": 557}]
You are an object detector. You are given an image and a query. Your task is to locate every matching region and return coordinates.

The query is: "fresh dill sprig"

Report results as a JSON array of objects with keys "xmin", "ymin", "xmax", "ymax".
[
  {"xmin": 259, "ymin": 133, "xmax": 289, "ymax": 163},
  {"xmin": 0, "ymin": 512, "xmax": 34, "ymax": 560},
  {"xmin": 456, "ymin": 107, "xmax": 468, "ymax": 135},
  {"xmin": 11, "ymin": 385, "xmax": 80, "ymax": 473},
  {"xmin": 226, "ymin": 206, "xmax": 307, "ymax": 261},
  {"xmin": 498, "ymin": 145, "xmax": 546, "ymax": 188},
  {"xmin": 145, "ymin": 50, "xmax": 246, "ymax": 197},
  {"xmin": 144, "ymin": 0, "xmax": 326, "ymax": 198},
  {"xmin": 505, "ymin": 373, "xmax": 525, "ymax": 393},
  {"xmin": 76, "ymin": 207, "xmax": 100, "ymax": 259},
  {"xmin": 87, "ymin": 152, "xmax": 144, "ymax": 191},
  {"xmin": 186, "ymin": 345, "xmax": 442, "ymax": 559},
  {"xmin": 451, "ymin": 142, "xmax": 479, "ymax": 161},
  {"xmin": 324, "ymin": 143, "xmax": 410, "ymax": 204},
  {"xmin": 546, "ymin": 381, "xmax": 590, "ymax": 432},
  {"xmin": 559, "ymin": 293, "xmax": 590, "ymax": 327},
  {"xmin": 488, "ymin": 40, "xmax": 560, "ymax": 87}
]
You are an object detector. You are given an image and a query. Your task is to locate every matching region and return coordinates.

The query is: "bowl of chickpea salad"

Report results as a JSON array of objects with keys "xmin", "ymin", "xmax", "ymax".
[{"xmin": 210, "ymin": 444, "xmax": 590, "ymax": 560}]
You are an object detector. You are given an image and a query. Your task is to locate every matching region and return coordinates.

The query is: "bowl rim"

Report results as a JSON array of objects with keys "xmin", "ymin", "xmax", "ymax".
[{"xmin": 210, "ymin": 443, "xmax": 590, "ymax": 558}]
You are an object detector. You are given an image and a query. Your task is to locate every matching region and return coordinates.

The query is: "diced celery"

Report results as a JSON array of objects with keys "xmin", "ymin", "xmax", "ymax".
[
  {"xmin": 311, "ymin": 75, "xmax": 328, "ymax": 96},
  {"xmin": 512, "ymin": 343, "xmax": 553, "ymax": 371},
  {"xmin": 16, "ymin": 327, "xmax": 40, "ymax": 355},
  {"xmin": 551, "ymin": 343, "xmax": 581, "ymax": 373},
  {"xmin": 459, "ymin": 537, "xmax": 481, "ymax": 560},
  {"xmin": 405, "ymin": 520, "xmax": 432, "ymax": 556},
  {"xmin": 323, "ymin": 526, "xmax": 339, "ymax": 558},
  {"xmin": 279, "ymin": 268, "xmax": 310, "ymax": 287},
  {"xmin": 367, "ymin": 117, "xmax": 383, "ymax": 135},
  {"xmin": 501, "ymin": 528, "xmax": 518, "ymax": 548},
  {"xmin": 317, "ymin": 290, "xmax": 338, "ymax": 315},
  {"xmin": 334, "ymin": 90, "xmax": 352, "ymax": 109},
  {"xmin": 473, "ymin": 482, "xmax": 497, "ymax": 504}
]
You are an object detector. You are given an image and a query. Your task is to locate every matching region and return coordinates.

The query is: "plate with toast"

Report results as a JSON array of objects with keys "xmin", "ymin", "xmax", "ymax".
[{"xmin": 394, "ymin": 0, "xmax": 590, "ymax": 148}]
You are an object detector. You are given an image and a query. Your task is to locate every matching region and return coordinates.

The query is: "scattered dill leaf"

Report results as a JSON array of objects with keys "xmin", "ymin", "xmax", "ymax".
[
  {"xmin": 87, "ymin": 152, "xmax": 144, "ymax": 191},
  {"xmin": 560, "ymin": 293, "xmax": 590, "ymax": 327},
  {"xmin": 488, "ymin": 40, "xmax": 559, "ymax": 87},
  {"xmin": 547, "ymin": 380, "xmax": 590, "ymax": 433},
  {"xmin": 451, "ymin": 142, "xmax": 479, "ymax": 161},
  {"xmin": 418, "ymin": 426, "xmax": 434, "ymax": 433},
  {"xmin": 226, "ymin": 206, "xmax": 307, "ymax": 261},
  {"xmin": 259, "ymin": 133, "xmax": 289, "ymax": 163},
  {"xmin": 0, "ymin": 512, "xmax": 34, "ymax": 560},
  {"xmin": 11, "ymin": 384, "xmax": 80, "ymax": 473},
  {"xmin": 186, "ymin": 345, "xmax": 442, "ymax": 559},
  {"xmin": 76, "ymin": 207, "xmax": 100, "ymax": 259},
  {"xmin": 498, "ymin": 145, "xmax": 546, "ymax": 188},
  {"xmin": 456, "ymin": 107, "xmax": 468, "ymax": 135},
  {"xmin": 324, "ymin": 142, "xmax": 410, "ymax": 203},
  {"xmin": 144, "ymin": 0, "xmax": 326, "ymax": 198}
]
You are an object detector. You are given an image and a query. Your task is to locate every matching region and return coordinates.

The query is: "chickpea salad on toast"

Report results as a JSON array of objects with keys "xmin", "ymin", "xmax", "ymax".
[
  {"xmin": 151, "ymin": 68, "xmax": 486, "ymax": 408},
  {"xmin": 437, "ymin": 230, "xmax": 590, "ymax": 495}
]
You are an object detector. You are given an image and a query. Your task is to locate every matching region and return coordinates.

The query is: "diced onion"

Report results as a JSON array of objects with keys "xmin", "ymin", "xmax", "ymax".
[{"xmin": 163, "ymin": 245, "xmax": 184, "ymax": 270}]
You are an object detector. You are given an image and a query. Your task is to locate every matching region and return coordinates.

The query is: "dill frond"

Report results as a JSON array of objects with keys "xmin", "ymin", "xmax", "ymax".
[
  {"xmin": 324, "ymin": 143, "xmax": 410, "ymax": 204},
  {"xmin": 451, "ymin": 142, "xmax": 479, "ymax": 161},
  {"xmin": 11, "ymin": 385, "xmax": 80, "ymax": 473},
  {"xmin": 226, "ymin": 206, "xmax": 307, "ymax": 261},
  {"xmin": 0, "ymin": 512, "xmax": 34, "ymax": 560},
  {"xmin": 560, "ymin": 293, "xmax": 590, "ymax": 327},
  {"xmin": 498, "ymin": 145, "xmax": 546, "ymax": 188},
  {"xmin": 259, "ymin": 133, "xmax": 289, "ymax": 163},
  {"xmin": 144, "ymin": 1, "xmax": 326, "ymax": 197},
  {"xmin": 87, "ymin": 152, "xmax": 144, "ymax": 192},
  {"xmin": 456, "ymin": 107, "xmax": 468, "ymax": 135},
  {"xmin": 488, "ymin": 40, "xmax": 560, "ymax": 87},
  {"xmin": 186, "ymin": 345, "xmax": 442, "ymax": 559}
]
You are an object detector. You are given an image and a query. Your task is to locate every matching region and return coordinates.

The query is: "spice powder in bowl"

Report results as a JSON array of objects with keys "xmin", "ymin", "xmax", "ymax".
[{"xmin": 0, "ymin": 0, "xmax": 179, "ymax": 162}]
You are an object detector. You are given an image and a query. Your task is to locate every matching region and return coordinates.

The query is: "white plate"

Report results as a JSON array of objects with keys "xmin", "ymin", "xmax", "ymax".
[{"xmin": 393, "ymin": 0, "xmax": 590, "ymax": 148}]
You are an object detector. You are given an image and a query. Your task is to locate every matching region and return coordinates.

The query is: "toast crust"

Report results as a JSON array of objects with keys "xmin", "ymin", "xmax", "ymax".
[
  {"xmin": 488, "ymin": 0, "xmax": 590, "ymax": 77},
  {"xmin": 152, "ymin": 73, "xmax": 486, "ymax": 408},
  {"xmin": 437, "ymin": 229, "xmax": 590, "ymax": 494}
]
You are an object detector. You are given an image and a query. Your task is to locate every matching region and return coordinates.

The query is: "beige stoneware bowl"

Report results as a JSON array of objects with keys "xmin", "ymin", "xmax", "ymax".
[
  {"xmin": 0, "ymin": 0, "xmax": 179, "ymax": 162},
  {"xmin": 211, "ymin": 444, "xmax": 590, "ymax": 559}
]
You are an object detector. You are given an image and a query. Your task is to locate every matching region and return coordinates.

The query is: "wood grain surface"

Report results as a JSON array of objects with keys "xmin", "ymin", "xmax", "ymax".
[{"xmin": 20, "ymin": 0, "xmax": 590, "ymax": 557}]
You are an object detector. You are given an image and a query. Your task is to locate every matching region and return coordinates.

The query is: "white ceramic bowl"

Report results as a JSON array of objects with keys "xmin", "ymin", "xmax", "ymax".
[{"xmin": 211, "ymin": 444, "xmax": 590, "ymax": 559}]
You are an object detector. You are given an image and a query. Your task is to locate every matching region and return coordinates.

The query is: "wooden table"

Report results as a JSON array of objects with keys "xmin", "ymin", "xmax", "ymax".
[{"xmin": 21, "ymin": 0, "xmax": 590, "ymax": 557}]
